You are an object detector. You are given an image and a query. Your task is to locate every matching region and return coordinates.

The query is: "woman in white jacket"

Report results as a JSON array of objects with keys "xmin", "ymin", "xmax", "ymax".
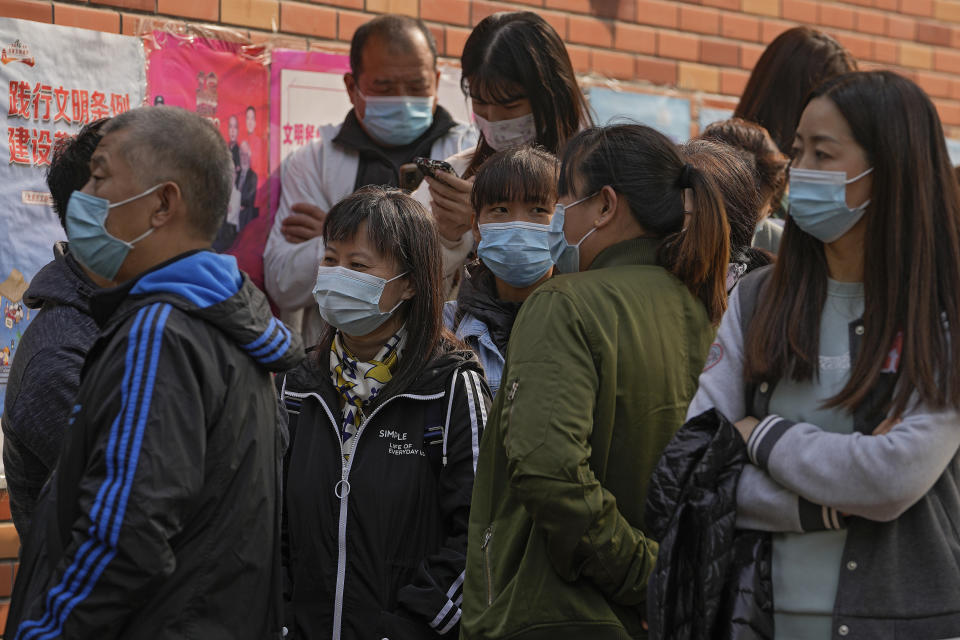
[{"xmin": 412, "ymin": 11, "xmax": 591, "ymax": 291}]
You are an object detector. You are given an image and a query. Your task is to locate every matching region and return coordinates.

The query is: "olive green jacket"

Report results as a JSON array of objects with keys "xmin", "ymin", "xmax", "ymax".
[{"xmin": 461, "ymin": 238, "xmax": 715, "ymax": 640}]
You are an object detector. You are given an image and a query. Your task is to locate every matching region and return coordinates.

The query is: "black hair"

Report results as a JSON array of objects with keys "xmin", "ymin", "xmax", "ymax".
[
  {"xmin": 350, "ymin": 15, "xmax": 437, "ymax": 78},
  {"xmin": 461, "ymin": 11, "xmax": 591, "ymax": 177},
  {"xmin": 471, "ymin": 145, "xmax": 558, "ymax": 213},
  {"xmin": 46, "ymin": 118, "xmax": 109, "ymax": 228},
  {"xmin": 246, "ymin": 106, "xmax": 255, "ymax": 115},
  {"xmin": 699, "ymin": 117, "xmax": 789, "ymax": 211},
  {"xmin": 320, "ymin": 186, "xmax": 451, "ymax": 399},
  {"xmin": 559, "ymin": 125, "xmax": 730, "ymax": 323}
]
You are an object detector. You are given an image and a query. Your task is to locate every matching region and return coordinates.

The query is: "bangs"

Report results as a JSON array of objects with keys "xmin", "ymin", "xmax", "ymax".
[
  {"xmin": 323, "ymin": 188, "xmax": 415, "ymax": 266},
  {"xmin": 471, "ymin": 146, "xmax": 558, "ymax": 212},
  {"xmin": 462, "ymin": 70, "xmax": 525, "ymax": 106}
]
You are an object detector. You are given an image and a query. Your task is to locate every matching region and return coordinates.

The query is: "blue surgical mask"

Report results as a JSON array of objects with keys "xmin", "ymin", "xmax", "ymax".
[
  {"xmin": 477, "ymin": 221, "xmax": 554, "ymax": 287},
  {"xmin": 313, "ymin": 266, "xmax": 408, "ymax": 336},
  {"xmin": 358, "ymin": 91, "xmax": 434, "ymax": 146},
  {"xmin": 547, "ymin": 192, "xmax": 599, "ymax": 274},
  {"xmin": 65, "ymin": 185, "xmax": 161, "ymax": 281},
  {"xmin": 788, "ymin": 167, "xmax": 873, "ymax": 243}
]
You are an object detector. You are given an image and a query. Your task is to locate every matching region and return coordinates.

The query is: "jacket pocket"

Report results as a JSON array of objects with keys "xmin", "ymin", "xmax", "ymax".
[
  {"xmin": 480, "ymin": 525, "xmax": 494, "ymax": 607},
  {"xmin": 501, "ymin": 378, "xmax": 535, "ymax": 460},
  {"xmin": 376, "ymin": 609, "xmax": 432, "ymax": 640}
]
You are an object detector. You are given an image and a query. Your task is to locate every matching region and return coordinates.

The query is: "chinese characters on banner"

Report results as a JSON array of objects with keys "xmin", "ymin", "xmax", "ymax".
[
  {"xmin": 145, "ymin": 30, "xmax": 270, "ymax": 290},
  {"xmin": 7, "ymin": 83, "xmax": 131, "ymax": 167},
  {"xmin": 0, "ymin": 18, "xmax": 145, "ymax": 414}
]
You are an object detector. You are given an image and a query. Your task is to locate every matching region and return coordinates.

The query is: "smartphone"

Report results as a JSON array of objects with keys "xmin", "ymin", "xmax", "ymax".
[
  {"xmin": 398, "ymin": 163, "xmax": 423, "ymax": 192},
  {"xmin": 415, "ymin": 157, "xmax": 459, "ymax": 182}
]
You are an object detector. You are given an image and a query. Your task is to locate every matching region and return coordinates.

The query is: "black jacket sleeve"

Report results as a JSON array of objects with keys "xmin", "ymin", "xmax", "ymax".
[
  {"xmin": 14, "ymin": 303, "xmax": 212, "ymax": 639},
  {"xmin": 3, "ymin": 343, "xmax": 87, "ymax": 537},
  {"xmin": 397, "ymin": 368, "xmax": 491, "ymax": 635}
]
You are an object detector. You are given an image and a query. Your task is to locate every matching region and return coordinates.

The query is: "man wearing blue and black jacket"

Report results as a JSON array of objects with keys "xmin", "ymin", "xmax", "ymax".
[{"xmin": 6, "ymin": 106, "xmax": 304, "ymax": 639}]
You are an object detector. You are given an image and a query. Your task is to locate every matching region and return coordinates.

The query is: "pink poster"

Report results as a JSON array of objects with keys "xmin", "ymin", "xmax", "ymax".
[{"xmin": 145, "ymin": 30, "xmax": 271, "ymax": 292}]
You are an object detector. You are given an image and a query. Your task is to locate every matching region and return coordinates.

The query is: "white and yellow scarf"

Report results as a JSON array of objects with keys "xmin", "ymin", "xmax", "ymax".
[{"xmin": 330, "ymin": 327, "xmax": 406, "ymax": 460}]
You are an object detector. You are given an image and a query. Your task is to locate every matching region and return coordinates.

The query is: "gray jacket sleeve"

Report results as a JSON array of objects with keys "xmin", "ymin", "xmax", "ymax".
[
  {"xmin": 745, "ymin": 401, "xmax": 960, "ymax": 522},
  {"xmin": 688, "ymin": 286, "xmax": 844, "ymax": 533}
]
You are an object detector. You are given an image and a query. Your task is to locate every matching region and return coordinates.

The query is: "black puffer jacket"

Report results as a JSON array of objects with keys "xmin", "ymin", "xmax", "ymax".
[{"xmin": 645, "ymin": 408, "xmax": 773, "ymax": 640}]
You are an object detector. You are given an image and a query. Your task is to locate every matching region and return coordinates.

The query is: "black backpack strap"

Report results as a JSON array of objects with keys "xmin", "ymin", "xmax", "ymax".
[{"xmin": 735, "ymin": 266, "xmax": 775, "ymax": 416}]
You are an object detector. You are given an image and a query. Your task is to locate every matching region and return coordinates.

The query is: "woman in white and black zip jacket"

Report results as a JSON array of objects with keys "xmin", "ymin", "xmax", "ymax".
[
  {"xmin": 686, "ymin": 71, "xmax": 960, "ymax": 639},
  {"xmin": 280, "ymin": 186, "xmax": 491, "ymax": 640}
]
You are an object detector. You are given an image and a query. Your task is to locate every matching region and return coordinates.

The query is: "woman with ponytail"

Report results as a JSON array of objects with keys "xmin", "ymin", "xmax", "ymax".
[{"xmin": 461, "ymin": 124, "xmax": 729, "ymax": 640}]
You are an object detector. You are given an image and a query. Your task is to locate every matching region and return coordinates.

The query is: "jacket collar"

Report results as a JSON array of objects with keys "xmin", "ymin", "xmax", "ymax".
[
  {"xmin": 90, "ymin": 249, "xmax": 208, "ymax": 328},
  {"xmin": 589, "ymin": 237, "xmax": 661, "ymax": 271}
]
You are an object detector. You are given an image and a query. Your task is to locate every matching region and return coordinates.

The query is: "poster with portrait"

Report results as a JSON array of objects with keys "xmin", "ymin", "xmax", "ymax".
[
  {"xmin": 145, "ymin": 29, "xmax": 270, "ymax": 290},
  {"xmin": 0, "ymin": 18, "xmax": 145, "ymax": 414}
]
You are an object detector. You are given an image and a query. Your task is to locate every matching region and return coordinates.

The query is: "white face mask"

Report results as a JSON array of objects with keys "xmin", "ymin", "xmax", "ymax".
[{"xmin": 474, "ymin": 113, "xmax": 537, "ymax": 151}]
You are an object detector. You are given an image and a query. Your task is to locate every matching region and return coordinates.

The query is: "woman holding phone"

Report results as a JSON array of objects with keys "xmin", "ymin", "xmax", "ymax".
[{"xmin": 412, "ymin": 11, "xmax": 591, "ymax": 290}]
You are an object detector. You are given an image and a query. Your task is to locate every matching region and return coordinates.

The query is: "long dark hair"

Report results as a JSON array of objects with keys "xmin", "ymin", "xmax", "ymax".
[
  {"xmin": 319, "ymin": 186, "xmax": 450, "ymax": 398},
  {"xmin": 558, "ymin": 125, "xmax": 730, "ymax": 323},
  {"xmin": 745, "ymin": 71, "xmax": 960, "ymax": 416},
  {"xmin": 735, "ymin": 27, "xmax": 855, "ymax": 154},
  {"xmin": 461, "ymin": 11, "xmax": 591, "ymax": 177}
]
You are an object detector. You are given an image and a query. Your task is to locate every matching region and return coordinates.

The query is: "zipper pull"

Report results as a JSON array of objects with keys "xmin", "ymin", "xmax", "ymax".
[
  {"xmin": 334, "ymin": 465, "xmax": 351, "ymax": 499},
  {"xmin": 507, "ymin": 380, "xmax": 519, "ymax": 401},
  {"xmin": 481, "ymin": 526, "xmax": 493, "ymax": 549}
]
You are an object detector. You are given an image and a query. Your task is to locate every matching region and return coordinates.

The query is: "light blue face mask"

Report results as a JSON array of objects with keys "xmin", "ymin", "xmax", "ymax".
[
  {"xmin": 313, "ymin": 266, "xmax": 408, "ymax": 336},
  {"xmin": 358, "ymin": 91, "xmax": 434, "ymax": 146},
  {"xmin": 788, "ymin": 167, "xmax": 873, "ymax": 243},
  {"xmin": 65, "ymin": 185, "xmax": 161, "ymax": 281},
  {"xmin": 547, "ymin": 192, "xmax": 599, "ymax": 274},
  {"xmin": 477, "ymin": 221, "xmax": 554, "ymax": 287}
]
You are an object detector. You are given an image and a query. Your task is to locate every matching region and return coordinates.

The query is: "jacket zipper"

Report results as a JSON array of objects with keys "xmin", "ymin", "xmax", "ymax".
[
  {"xmin": 288, "ymin": 389, "xmax": 445, "ymax": 640},
  {"xmin": 481, "ymin": 526, "xmax": 494, "ymax": 606}
]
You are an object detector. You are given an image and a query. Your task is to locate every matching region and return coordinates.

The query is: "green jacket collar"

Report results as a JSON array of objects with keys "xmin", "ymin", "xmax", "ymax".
[{"xmin": 589, "ymin": 237, "xmax": 661, "ymax": 271}]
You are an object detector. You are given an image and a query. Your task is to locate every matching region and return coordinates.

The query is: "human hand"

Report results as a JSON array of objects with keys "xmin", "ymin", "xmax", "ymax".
[
  {"xmin": 734, "ymin": 416, "xmax": 761, "ymax": 443},
  {"xmin": 281, "ymin": 202, "xmax": 327, "ymax": 243},
  {"xmin": 426, "ymin": 174, "xmax": 475, "ymax": 242}
]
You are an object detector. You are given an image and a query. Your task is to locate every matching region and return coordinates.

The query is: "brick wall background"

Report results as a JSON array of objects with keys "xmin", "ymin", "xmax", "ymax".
[{"xmin": 2, "ymin": 0, "xmax": 960, "ymax": 136}]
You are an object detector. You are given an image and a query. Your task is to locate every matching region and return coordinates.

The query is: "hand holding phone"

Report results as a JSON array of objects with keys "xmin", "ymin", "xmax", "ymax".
[{"xmin": 415, "ymin": 157, "xmax": 459, "ymax": 184}]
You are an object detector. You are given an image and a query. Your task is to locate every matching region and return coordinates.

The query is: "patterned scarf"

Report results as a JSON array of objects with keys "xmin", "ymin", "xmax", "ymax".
[{"xmin": 330, "ymin": 327, "xmax": 406, "ymax": 460}]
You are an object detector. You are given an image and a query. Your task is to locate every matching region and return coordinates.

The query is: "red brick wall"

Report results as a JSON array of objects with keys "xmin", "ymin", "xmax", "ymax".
[{"xmin": 2, "ymin": 0, "xmax": 960, "ymax": 135}]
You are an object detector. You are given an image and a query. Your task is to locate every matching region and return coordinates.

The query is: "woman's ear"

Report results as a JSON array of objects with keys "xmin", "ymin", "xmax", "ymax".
[
  {"xmin": 471, "ymin": 212, "xmax": 481, "ymax": 245},
  {"xmin": 594, "ymin": 185, "xmax": 619, "ymax": 229},
  {"xmin": 399, "ymin": 277, "xmax": 416, "ymax": 301}
]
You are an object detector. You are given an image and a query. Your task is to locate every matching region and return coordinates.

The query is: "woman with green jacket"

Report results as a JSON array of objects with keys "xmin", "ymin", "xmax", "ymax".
[{"xmin": 461, "ymin": 124, "xmax": 731, "ymax": 639}]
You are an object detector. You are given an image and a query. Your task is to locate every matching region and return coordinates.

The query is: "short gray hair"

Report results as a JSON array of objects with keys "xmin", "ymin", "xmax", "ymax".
[{"xmin": 103, "ymin": 106, "xmax": 233, "ymax": 240}]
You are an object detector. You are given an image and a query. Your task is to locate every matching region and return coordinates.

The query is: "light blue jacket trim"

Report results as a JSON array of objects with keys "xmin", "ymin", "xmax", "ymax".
[{"xmin": 443, "ymin": 301, "xmax": 504, "ymax": 396}]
